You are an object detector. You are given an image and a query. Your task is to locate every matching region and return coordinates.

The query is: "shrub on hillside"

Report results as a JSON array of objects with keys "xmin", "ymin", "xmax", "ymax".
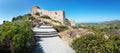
[
  {"xmin": 12, "ymin": 16, "xmax": 23, "ymax": 22},
  {"xmin": 72, "ymin": 26, "xmax": 78, "ymax": 29},
  {"xmin": 72, "ymin": 33, "xmax": 120, "ymax": 53},
  {"xmin": 72, "ymin": 33, "xmax": 107, "ymax": 53},
  {"xmin": 35, "ymin": 12, "xmax": 40, "ymax": 16},
  {"xmin": 12, "ymin": 14, "xmax": 35, "ymax": 22},
  {"xmin": 51, "ymin": 20, "xmax": 61, "ymax": 24},
  {"xmin": 0, "ymin": 20, "xmax": 34, "ymax": 53},
  {"xmin": 53, "ymin": 26, "xmax": 68, "ymax": 32},
  {"xmin": 40, "ymin": 15, "xmax": 51, "ymax": 19},
  {"xmin": 105, "ymin": 35, "xmax": 120, "ymax": 53}
]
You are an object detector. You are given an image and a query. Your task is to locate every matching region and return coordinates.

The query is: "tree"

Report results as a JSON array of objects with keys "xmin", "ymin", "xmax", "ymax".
[{"xmin": 12, "ymin": 17, "xmax": 16, "ymax": 22}]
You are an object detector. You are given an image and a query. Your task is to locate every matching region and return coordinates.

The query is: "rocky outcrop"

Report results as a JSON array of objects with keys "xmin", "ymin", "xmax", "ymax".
[{"xmin": 59, "ymin": 28, "xmax": 93, "ymax": 45}]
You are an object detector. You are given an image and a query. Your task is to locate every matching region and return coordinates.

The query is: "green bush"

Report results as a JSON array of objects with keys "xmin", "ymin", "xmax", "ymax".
[
  {"xmin": 35, "ymin": 12, "xmax": 40, "ymax": 16},
  {"xmin": 53, "ymin": 26, "xmax": 68, "ymax": 32},
  {"xmin": 105, "ymin": 35, "xmax": 120, "ymax": 53},
  {"xmin": 12, "ymin": 14, "xmax": 35, "ymax": 22},
  {"xmin": 52, "ymin": 20, "xmax": 61, "ymax": 24},
  {"xmin": 40, "ymin": 15, "xmax": 51, "ymax": 19},
  {"xmin": 72, "ymin": 33, "xmax": 107, "ymax": 53},
  {"xmin": 12, "ymin": 16, "xmax": 23, "ymax": 22},
  {"xmin": 72, "ymin": 33, "xmax": 120, "ymax": 53},
  {"xmin": 72, "ymin": 26, "xmax": 78, "ymax": 29},
  {"xmin": 0, "ymin": 18, "xmax": 34, "ymax": 53}
]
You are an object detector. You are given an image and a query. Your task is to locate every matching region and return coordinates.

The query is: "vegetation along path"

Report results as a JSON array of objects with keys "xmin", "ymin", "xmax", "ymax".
[{"xmin": 33, "ymin": 24, "xmax": 76, "ymax": 53}]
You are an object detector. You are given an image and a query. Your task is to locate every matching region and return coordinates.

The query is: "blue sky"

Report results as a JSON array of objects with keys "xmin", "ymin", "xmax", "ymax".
[{"xmin": 0, "ymin": 0, "xmax": 120, "ymax": 24}]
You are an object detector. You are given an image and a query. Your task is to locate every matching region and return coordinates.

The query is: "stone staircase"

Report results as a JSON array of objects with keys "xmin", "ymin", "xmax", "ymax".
[
  {"xmin": 33, "ymin": 24, "xmax": 58, "ymax": 37},
  {"xmin": 33, "ymin": 24, "xmax": 76, "ymax": 53}
]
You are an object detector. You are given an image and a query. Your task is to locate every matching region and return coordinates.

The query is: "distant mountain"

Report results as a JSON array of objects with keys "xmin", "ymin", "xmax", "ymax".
[
  {"xmin": 85, "ymin": 23, "xmax": 99, "ymax": 24},
  {"xmin": 100, "ymin": 20, "xmax": 120, "ymax": 26}
]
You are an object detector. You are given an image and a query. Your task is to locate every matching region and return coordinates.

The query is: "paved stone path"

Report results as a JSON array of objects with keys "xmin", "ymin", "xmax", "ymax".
[{"xmin": 33, "ymin": 24, "xmax": 76, "ymax": 53}]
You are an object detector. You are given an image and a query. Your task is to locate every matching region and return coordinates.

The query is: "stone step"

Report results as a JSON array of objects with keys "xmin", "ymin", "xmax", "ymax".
[
  {"xmin": 33, "ymin": 24, "xmax": 58, "ymax": 37},
  {"xmin": 34, "ymin": 31, "xmax": 58, "ymax": 35},
  {"xmin": 35, "ymin": 32, "xmax": 58, "ymax": 35},
  {"xmin": 40, "ymin": 26, "xmax": 52, "ymax": 28},
  {"xmin": 34, "ymin": 31, "xmax": 57, "ymax": 33},
  {"xmin": 34, "ymin": 34, "xmax": 59, "ymax": 37},
  {"xmin": 33, "ymin": 29, "xmax": 56, "ymax": 32},
  {"xmin": 39, "ymin": 27, "xmax": 52, "ymax": 29},
  {"xmin": 41, "ymin": 24, "xmax": 51, "ymax": 26}
]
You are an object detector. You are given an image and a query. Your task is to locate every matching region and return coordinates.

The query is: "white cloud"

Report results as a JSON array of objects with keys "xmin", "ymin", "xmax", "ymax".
[{"xmin": 0, "ymin": 17, "xmax": 3, "ymax": 24}]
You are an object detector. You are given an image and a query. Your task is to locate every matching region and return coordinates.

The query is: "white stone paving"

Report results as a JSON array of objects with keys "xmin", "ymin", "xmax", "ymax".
[{"xmin": 34, "ymin": 24, "xmax": 76, "ymax": 53}]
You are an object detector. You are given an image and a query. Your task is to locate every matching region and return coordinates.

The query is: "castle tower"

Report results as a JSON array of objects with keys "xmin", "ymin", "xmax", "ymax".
[{"xmin": 30, "ymin": 6, "xmax": 40, "ymax": 15}]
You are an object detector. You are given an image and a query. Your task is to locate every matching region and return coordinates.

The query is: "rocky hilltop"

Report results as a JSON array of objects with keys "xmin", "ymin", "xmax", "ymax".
[{"xmin": 30, "ymin": 6, "xmax": 75, "ymax": 26}]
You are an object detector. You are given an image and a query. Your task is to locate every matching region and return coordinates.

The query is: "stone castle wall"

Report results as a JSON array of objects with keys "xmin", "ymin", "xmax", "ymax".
[{"xmin": 30, "ymin": 6, "xmax": 75, "ymax": 26}]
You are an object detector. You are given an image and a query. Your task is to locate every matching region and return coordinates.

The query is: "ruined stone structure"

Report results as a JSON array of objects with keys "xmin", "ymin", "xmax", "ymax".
[
  {"xmin": 68, "ymin": 19, "xmax": 76, "ymax": 26},
  {"xmin": 30, "ymin": 6, "xmax": 75, "ymax": 26}
]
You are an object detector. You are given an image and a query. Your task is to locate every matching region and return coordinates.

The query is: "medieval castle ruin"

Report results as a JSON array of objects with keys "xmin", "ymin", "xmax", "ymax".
[{"xmin": 30, "ymin": 6, "xmax": 75, "ymax": 26}]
